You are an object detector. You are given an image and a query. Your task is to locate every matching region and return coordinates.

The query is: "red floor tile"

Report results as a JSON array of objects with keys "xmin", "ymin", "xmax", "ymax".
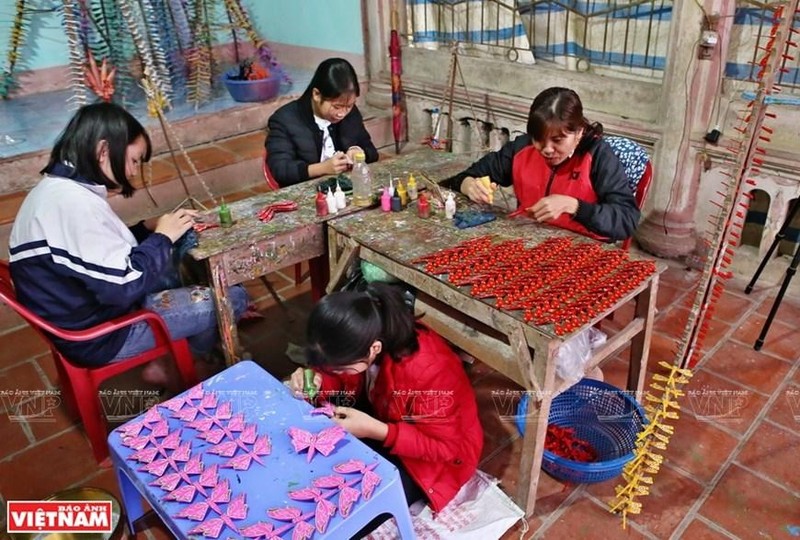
[
  {"xmin": 661, "ymin": 413, "xmax": 739, "ymax": 484},
  {"xmin": 656, "ymin": 283, "xmax": 687, "ymax": 311},
  {"xmin": 732, "ymin": 315, "xmax": 799, "ymax": 362},
  {"xmin": 710, "ymin": 291, "xmax": 754, "ymax": 325},
  {"xmin": 678, "ymin": 518, "xmax": 736, "ymax": 539},
  {"xmin": 0, "ymin": 326, "xmax": 49, "ymax": 370},
  {"xmin": 543, "ymin": 496, "xmax": 646, "ymax": 538},
  {"xmin": 0, "ymin": 360, "xmax": 50, "ymax": 407},
  {"xmin": 0, "ymin": 428, "xmax": 97, "ymax": 500},
  {"xmin": 660, "ymin": 266, "xmax": 701, "ymax": 290},
  {"xmin": 736, "ymin": 421, "xmax": 800, "ymax": 494},
  {"xmin": 697, "ymin": 318, "xmax": 732, "ymax": 354},
  {"xmin": 655, "ymin": 307, "xmax": 690, "ymax": 336},
  {"xmin": 18, "ymin": 393, "xmax": 76, "ymax": 442},
  {"xmin": 766, "ymin": 385, "xmax": 800, "ymax": 433},
  {"xmin": 588, "ymin": 465, "xmax": 703, "ymax": 539},
  {"xmin": 703, "ymin": 341, "xmax": 792, "ymax": 395},
  {"xmin": 757, "ymin": 293, "xmax": 800, "ymax": 321},
  {"xmin": 500, "ymin": 515, "xmax": 542, "ymax": 539},
  {"xmin": 0, "ymin": 412, "xmax": 31, "ymax": 459},
  {"xmin": 685, "ymin": 370, "xmax": 769, "ymax": 435},
  {"xmin": 473, "ymin": 371, "xmax": 523, "ymax": 449},
  {"xmin": 699, "ymin": 464, "xmax": 798, "ymax": 540}
]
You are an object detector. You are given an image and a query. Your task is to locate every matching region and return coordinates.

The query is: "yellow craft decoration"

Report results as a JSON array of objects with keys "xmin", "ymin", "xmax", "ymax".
[{"xmin": 609, "ymin": 362, "xmax": 693, "ymax": 529}]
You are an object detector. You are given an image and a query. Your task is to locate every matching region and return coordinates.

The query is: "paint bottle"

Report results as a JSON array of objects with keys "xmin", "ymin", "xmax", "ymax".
[
  {"xmin": 407, "ymin": 174, "xmax": 418, "ymax": 201},
  {"xmin": 315, "ymin": 189, "xmax": 329, "ymax": 217},
  {"xmin": 391, "ymin": 187, "xmax": 402, "ymax": 212},
  {"xmin": 334, "ymin": 181, "xmax": 347, "ymax": 210},
  {"xmin": 381, "ymin": 185, "xmax": 392, "ymax": 212},
  {"xmin": 396, "ymin": 178, "xmax": 408, "ymax": 208},
  {"xmin": 303, "ymin": 368, "xmax": 318, "ymax": 403},
  {"xmin": 417, "ymin": 193, "xmax": 430, "ymax": 219},
  {"xmin": 218, "ymin": 198, "xmax": 233, "ymax": 228},
  {"xmin": 326, "ymin": 187, "xmax": 338, "ymax": 214},
  {"xmin": 445, "ymin": 192, "xmax": 456, "ymax": 219}
]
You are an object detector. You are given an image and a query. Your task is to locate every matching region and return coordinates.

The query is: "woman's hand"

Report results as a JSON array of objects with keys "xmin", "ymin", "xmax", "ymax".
[
  {"xmin": 324, "ymin": 152, "xmax": 351, "ymax": 175},
  {"xmin": 288, "ymin": 367, "xmax": 322, "ymax": 399},
  {"xmin": 333, "ymin": 406, "xmax": 388, "ymax": 441},
  {"xmin": 527, "ymin": 195, "xmax": 579, "ymax": 222},
  {"xmin": 460, "ymin": 176, "xmax": 496, "ymax": 204},
  {"xmin": 345, "ymin": 146, "xmax": 363, "ymax": 163},
  {"xmin": 154, "ymin": 209, "xmax": 198, "ymax": 242}
]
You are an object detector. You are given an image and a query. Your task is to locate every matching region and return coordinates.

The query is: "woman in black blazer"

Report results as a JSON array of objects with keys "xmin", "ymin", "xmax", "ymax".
[{"xmin": 266, "ymin": 58, "xmax": 378, "ymax": 186}]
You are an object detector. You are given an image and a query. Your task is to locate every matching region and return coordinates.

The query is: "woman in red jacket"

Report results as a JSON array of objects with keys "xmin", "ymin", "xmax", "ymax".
[
  {"xmin": 443, "ymin": 87, "xmax": 639, "ymax": 242},
  {"xmin": 289, "ymin": 282, "xmax": 483, "ymax": 520}
]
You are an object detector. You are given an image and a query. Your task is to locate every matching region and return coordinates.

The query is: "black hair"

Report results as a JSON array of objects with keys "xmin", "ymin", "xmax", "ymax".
[
  {"xmin": 526, "ymin": 87, "xmax": 603, "ymax": 155},
  {"xmin": 302, "ymin": 57, "xmax": 360, "ymax": 101},
  {"xmin": 41, "ymin": 102, "xmax": 152, "ymax": 198},
  {"xmin": 305, "ymin": 282, "xmax": 419, "ymax": 368}
]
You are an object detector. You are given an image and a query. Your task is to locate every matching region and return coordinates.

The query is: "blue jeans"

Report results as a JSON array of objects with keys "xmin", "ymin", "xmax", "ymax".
[{"xmin": 114, "ymin": 285, "xmax": 249, "ymax": 360}]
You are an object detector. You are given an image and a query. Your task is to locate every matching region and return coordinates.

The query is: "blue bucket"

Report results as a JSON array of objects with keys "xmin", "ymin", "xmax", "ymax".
[
  {"xmin": 223, "ymin": 69, "xmax": 281, "ymax": 102},
  {"xmin": 516, "ymin": 379, "xmax": 646, "ymax": 483}
]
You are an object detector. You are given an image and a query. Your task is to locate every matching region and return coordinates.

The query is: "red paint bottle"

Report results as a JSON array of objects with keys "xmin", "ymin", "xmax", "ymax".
[
  {"xmin": 315, "ymin": 190, "xmax": 329, "ymax": 217},
  {"xmin": 417, "ymin": 193, "xmax": 431, "ymax": 218}
]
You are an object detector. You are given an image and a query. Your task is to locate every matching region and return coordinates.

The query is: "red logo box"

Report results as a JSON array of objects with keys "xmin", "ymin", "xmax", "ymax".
[{"xmin": 7, "ymin": 500, "xmax": 113, "ymax": 533}]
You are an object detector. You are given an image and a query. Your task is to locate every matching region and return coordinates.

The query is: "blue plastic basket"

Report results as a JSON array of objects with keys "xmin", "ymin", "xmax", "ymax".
[
  {"xmin": 516, "ymin": 379, "xmax": 646, "ymax": 484},
  {"xmin": 223, "ymin": 69, "xmax": 281, "ymax": 102}
]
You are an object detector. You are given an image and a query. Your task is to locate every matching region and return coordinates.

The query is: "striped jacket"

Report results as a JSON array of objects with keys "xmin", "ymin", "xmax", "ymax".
[{"xmin": 8, "ymin": 172, "xmax": 172, "ymax": 365}]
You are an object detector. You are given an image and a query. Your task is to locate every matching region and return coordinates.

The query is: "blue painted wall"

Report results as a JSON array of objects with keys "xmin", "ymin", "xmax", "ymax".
[{"xmin": 0, "ymin": 0, "xmax": 363, "ymax": 72}]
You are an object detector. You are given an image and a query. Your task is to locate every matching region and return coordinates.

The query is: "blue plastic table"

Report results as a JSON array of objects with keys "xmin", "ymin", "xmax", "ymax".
[{"xmin": 108, "ymin": 360, "xmax": 414, "ymax": 539}]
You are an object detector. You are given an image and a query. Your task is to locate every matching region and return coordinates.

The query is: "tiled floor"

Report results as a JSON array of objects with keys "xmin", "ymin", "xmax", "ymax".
[{"xmin": 1, "ymin": 255, "xmax": 799, "ymax": 539}]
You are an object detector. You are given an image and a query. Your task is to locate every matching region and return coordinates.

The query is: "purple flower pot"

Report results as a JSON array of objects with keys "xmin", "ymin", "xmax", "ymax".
[{"xmin": 223, "ymin": 69, "xmax": 281, "ymax": 102}]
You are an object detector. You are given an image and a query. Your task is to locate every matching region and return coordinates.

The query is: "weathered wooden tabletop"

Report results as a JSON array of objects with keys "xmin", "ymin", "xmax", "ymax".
[{"xmin": 189, "ymin": 147, "xmax": 478, "ymax": 261}]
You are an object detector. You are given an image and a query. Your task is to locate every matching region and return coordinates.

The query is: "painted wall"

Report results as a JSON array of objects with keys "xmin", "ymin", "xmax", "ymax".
[{"xmin": 0, "ymin": 0, "xmax": 363, "ymax": 72}]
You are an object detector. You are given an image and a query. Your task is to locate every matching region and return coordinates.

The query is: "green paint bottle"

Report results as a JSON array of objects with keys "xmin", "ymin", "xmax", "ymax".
[{"xmin": 218, "ymin": 199, "xmax": 233, "ymax": 228}]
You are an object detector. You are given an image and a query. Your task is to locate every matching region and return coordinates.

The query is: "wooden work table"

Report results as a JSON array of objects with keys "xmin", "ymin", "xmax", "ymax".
[
  {"xmin": 326, "ymin": 204, "xmax": 661, "ymax": 517},
  {"xmin": 189, "ymin": 147, "xmax": 477, "ymax": 364}
]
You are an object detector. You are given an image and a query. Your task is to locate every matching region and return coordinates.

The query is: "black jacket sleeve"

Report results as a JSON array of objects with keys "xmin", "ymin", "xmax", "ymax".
[
  {"xmin": 574, "ymin": 140, "xmax": 640, "ymax": 241},
  {"xmin": 336, "ymin": 106, "xmax": 379, "ymax": 163},
  {"xmin": 266, "ymin": 108, "xmax": 311, "ymax": 186},
  {"xmin": 440, "ymin": 135, "xmax": 531, "ymax": 191}
]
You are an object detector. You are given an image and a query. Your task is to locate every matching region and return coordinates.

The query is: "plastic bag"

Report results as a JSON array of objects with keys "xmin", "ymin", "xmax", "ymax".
[
  {"xmin": 555, "ymin": 326, "xmax": 608, "ymax": 386},
  {"xmin": 366, "ymin": 470, "xmax": 524, "ymax": 540}
]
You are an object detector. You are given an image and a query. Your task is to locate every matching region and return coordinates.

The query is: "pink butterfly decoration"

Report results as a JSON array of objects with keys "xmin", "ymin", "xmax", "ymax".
[
  {"xmin": 202, "ymin": 428, "xmax": 227, "ymax": 444},
  {"xmin": 241, "ymin": 522, "xmax": 282, "ymax": 539},
  {"xmin": 310, "ymin": 402, "xmax": 336, "ymax": 418},
  {"xmin": 216, "ymin": 401, "xmax": 233, "ymax": 420},
  {"xmin": 288, "ymin": 487, "xmax": 337, "ymax": 533},
  {"xmin": 313, "ymin": 474, "xmax": 361, "ymax": 517},
  {"xmin": 140, "ymin": 458, "xmax": 171, "ymax": 477},
  {"xmin": 287, "ymin": 426, "xmax": 346, "ymax": 463},
  {"xmin": 176, "ymin": 501, "xmax": 210, "ymax": 521},
  {"xmin": 188, "ymin": 518, "xmax": 225, "ymax": 538},
  {"xmin": 150, "ymin": 472, "xmax": 182, "ymax": 491},
  {"xmin": 208, "ymin": 479, "xmax": 232, "ymax": 506},
  {"xmin": 187, "ymin": 416, "xmax": 215, "ymax": 432},
  {"xmin": 266, "ymin": 507, "xmax": 314, "ymax": 540},
  {"xmin": 200, "ymin": 392, "xmax": 218, "ymax": 410},
  {"xmin": 165, "ymin": 484, "xmax": 197, "ymax": 503},
  {"xmin": 174, "ymin": 407, "xmax": 199, "ymax": 422},
  {"xmin": 129, "ymin": 447, "xmax": 158, "ymax": 463},
  {"xmin": 198, "ymin": 464, "xmax": 219, "ymax": 488},
  {"xmin": 333, "ymin": 460, "xmax": 382, "ymax": 500},
  {"xmin": 208, "ymin": 440, "xmax": 239, "ymax": 457},
  {"xmin": 227, "ymin": 413, "xmax": 246, "ymax": 432}
]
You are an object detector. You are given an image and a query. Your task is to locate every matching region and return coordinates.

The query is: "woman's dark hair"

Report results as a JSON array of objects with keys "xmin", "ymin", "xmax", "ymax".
[
  {"xmin": 41, "ymin": 102, "xmax": 152, "ymax": 198},
  {"xmin": 526, "ymin": 87, "xmax": 602, "ymax": 153},
  {"xmin": 306, "ymin": 282, "xmax": 419, "ymax": 367},
  {"xmin": 302, "ymin": 57, "xmax": 360, "ymax": 101}
]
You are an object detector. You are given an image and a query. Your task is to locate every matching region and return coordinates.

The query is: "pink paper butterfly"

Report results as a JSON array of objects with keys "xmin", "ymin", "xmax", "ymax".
[
  {"xmin": 287, "ymin": 426, "xmax": 346, "ymax": 463},
  {"xmin": 129, "ymin": 447, "xmax": 158, "ymax": 463},
  {"xmin": 288, "ymin": 487, "xmax": 337, "ymax": 533},
  {"xmin": 175, "ymin": 501, "xmax": 209, "ymax": 521},
  {"xmin": 188, "ymin": 518, "xmax": 225, "ymax": 538},
  {"xmin": 241, "ymin": 522, "xmax": 282, "ymax": 540},
  {"xmin": 313, "ymin": 474, "xmax": 361, "ymax": 517},
  {"xmin": 208, "ymin": 479, "xmax": 232, "ymax": 506},
  {"xmin": 333, "ymin": 460, "xmax": 382, "ymax": 499},
  {"xmin": 185, "ymin": 494, "xmax": 246, "ymax": 539},
  {"xmin": 266, "ymin": 507, "xmax": 314, "ymax": 540},
  {"xmin": 187, "ymin": 416, "xmax": 215, "ymax": 432},
  {"xmin": 208, "ymin": 440, "xmax": 239, "ymax": 457},
  {"xmin": 216, "ymin": 401, "xmax": 233, "ymax": 420},
  {"xmin": 140, "ymin": 458, "xmax": 171, "ymax": 477},
  {"xmin": 150, "ymin": 472, "xmax": 182, "ymax": 491},
  {"xmin": 200, "ymin": 392, "xmax": 218, "ymax": 410},
  {"xmin": 174, "ymin": 407, "xmax": 199, "ymax": 422},
  {"xmin": 310, "ymin": 402, "xmax": 336, "ymax": 418},
  {"xmin": 227, "ymin": 413, "xmax": 246, "ymax": 432},
  {"xmin": 165, "ymin": 484, "xmax": 197, "ymax": 503}
]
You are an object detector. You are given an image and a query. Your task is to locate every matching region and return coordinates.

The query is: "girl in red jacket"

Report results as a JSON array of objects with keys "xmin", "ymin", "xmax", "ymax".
[
  {"xmin": 443, "ymin": 86, "xmax": 640, "ymax": 242},
  {"xmin": 289, "ymin": 282, "xmax": 483, "ymax": 518}
]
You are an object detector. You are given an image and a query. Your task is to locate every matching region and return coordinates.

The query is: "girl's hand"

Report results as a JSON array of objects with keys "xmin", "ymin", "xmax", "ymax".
[
  {"xmin": 288, "ymin": 367, "xmax": 322, "ymax": 399},
  {"xmin": 333, "ymin": 406, "xmax": 389, "ymax": 441},
  {"xmin": 324, "ymin": 152, "xmax": 351, "ymax": 175},
  {"xmin": 345, "ymin": 146, "xmax": 363, "ymax": 163},
  {"xmin": 527, "ymin": 195, "xmax": 579, "ymax": 222},
  {"xmin": 154, "ymin": 209, "xmax": 198, "ymax": 242},
  {"xmin": 460, "ymin": 176, "xmax": 496, "ymax": 204}
]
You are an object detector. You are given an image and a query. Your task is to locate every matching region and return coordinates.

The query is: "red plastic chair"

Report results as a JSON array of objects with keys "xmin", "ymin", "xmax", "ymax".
[
  {"xmin": 621, "ymin": 161, "xmax": 653, "ymax": 251},
  {"xmin": 0, "ymin": 260, "xmax": 197, "ymax": 464},
  {"xmin": 262, "ymin": 148, "xmax": 309, "ymax": 286}
]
